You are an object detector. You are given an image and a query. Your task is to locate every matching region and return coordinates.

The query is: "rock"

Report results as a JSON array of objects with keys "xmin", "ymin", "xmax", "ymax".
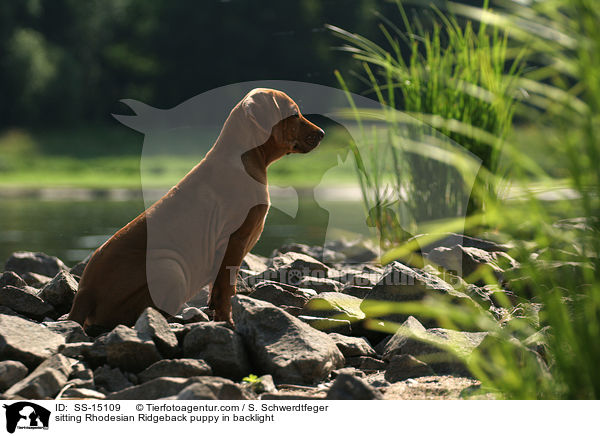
[
  {"xmin": 179, "ymin": 307, "xmax": 210, "ymax": 323},
  {"xmin": 104, "ymin": 325, "xmax": 161, "ymax": 373},
  {"xmin": 106, "ymin": 376, "xmax": 222, "ymax": 400},
  {"xmin": 0, "ymin": 285, "xmax": 55, "ymax": 320},
  {"xmin": 134, "ymin": 307, "xmax": 179, "ymax": 358},
  {"xmin": 382, "ymin": 316, "xmax": 487, "ymax": 375},
  {"xmin": 465, "ymin": 284, "xmax": 519, "ymax": 310},
  {"xmin": 0, "ymin": 271, "xmax": 27, "ymax": 289},
  {"xmin": 4, "ymin": 354, "xmax": 74, "ymax": 399},
  {"xmin": 0, "ymin": 314, "xmax": 65, "ymax": 368},
  {"xmin": 242, "ymin": 374, "xmax": 277, "ymax": 395},
  {"xmin": 361, "ymin": 262, "xmax": 473, "ymax": 325},
  {"xmin": 341, "ymin": 285, "xmax": 371, "ymax": 299},
  {"xmin": 59, "ymin": 340, "xmax": 107, "ymax": 368},
  {"xmin": 426, "ymin": 245, "xmax": 517, "ymax": 280},
  {"xmin": 241, "ymin": 253, "xmax": 268, "ymax": 272},
  {"xmin": 415, "ymin": 233, "xmax": 510, "ymax": 255},
  {"xmin": 174, "ymin": 383, "xmax": 217, "ymax": 399},
  {"xmin": 0, "ymin": 360, "xmax": 29, "ymax": 391},
  {"xmin": 248, "ymin": 281, "xmax": 316, "ymax": 309},
  {"xmin": 177, "ymin": 378, "xmax": 254, "ymax": 400},
  {"xmin": 302, "ymin": 292, "xmax": 365, "ymax": 324},
  {"xmin": 69, "ymin": 362, "xmax": 93, "ymax": 383},
  {"xmin": 138, "ymin": 359, "xmax": 212, "ymax": 383},
  {"xmin": 297, "ymin": 315, "xmax": 352, "ymax": 335},
  {"xmin": 345, "ymin": 356, "xmax": 388, "ymax": 371},
  {"xmin": 325, "ymin": 373, "xmax": 382, "ymax": 400},
  {"xmin": 43, "ymin": 320, "xmax": 90, "ymax": 343},
  {"xmin": 258, "ymin": 252, "xmax": 330, "ymax": 286},
  {"xmin": 328, "ymin": 333, "xmax": 376, "ymax": 358},
  {"xmin": 4, "ymin": 251, "xmax": 68, "ymax": 278},
  {"xmin": 69, "ymin": 256, "xmax": 91, "ymax": 279},
  {"xmin": 37, "ymin": 271, "xmax": 78, "ymax": 314},
  {"xmin": 21, "ymin": 272, "xmax": 52, "ymax": 288},
  {"xmin": 260, "ymin": 392, "xmax": 324, "ymax": 400},
  {"xmin": 324, "ymin": 239, "xmax": 379, "ymax": 264},
  {"xmin": 385, "ymin": 354, "xmax": 435, "ymax": 382},
  {"xmin": 183, "ymin": 322, "xmax": 250, "ymax": 380},
  {"xmin": 60, "ymin": 387, "xmax": 105, "ymax": 399},
  {"xmin": 297, "ymin": 276, "xmax": 342, "ymax": 293},
  {"xmin": 93, "ymin": 365, "xmax": 133, "ymax": 392},
  {"xmin": 232, "ymin": 295, "xmax": 344, "ymax": 384}
]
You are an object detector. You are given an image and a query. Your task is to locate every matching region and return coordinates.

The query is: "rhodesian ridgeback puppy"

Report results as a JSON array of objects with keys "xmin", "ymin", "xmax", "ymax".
[{"xmin": 68, "ymin": 88, "xmax": 324, "ymax": 328}]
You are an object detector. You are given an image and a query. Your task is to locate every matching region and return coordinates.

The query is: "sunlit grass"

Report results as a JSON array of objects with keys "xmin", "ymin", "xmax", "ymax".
[{"xmin": 333, "ymin": 0, "xmax": 600, "ymax": 399}]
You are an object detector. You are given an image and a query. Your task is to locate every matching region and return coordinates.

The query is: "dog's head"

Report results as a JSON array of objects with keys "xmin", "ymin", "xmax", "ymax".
[{"xmin": 242, "ymin": 88, "xmax": 324, "ymax": 156}]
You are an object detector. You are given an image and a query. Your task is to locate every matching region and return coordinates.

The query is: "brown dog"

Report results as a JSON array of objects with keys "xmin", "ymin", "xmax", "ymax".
[{"xmin": 68, "ymin": 88, "xmax": 324, "ymax": 328}]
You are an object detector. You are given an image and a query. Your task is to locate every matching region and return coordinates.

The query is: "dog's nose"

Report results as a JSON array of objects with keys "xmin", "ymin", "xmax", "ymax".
[{"xmin": 317, "ymin": 128, "xmax": 325, "ymax": 140}]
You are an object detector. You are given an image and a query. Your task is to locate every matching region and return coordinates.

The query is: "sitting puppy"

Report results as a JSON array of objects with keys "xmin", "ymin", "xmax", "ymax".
[{"xmin": 68, "ymin": 88, "xmax": 324, "ymax": 328}]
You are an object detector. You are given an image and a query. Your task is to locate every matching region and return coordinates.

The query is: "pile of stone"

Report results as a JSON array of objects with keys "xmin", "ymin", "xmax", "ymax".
[{"xmin": 0, "ymin": 234, "xmax": 547, "ymax": 400}]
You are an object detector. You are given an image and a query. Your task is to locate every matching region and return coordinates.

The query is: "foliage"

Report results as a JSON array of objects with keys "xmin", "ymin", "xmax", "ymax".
[{"xmin": 335, "ymin": 0, "xmax": 600, "ymax": 399}]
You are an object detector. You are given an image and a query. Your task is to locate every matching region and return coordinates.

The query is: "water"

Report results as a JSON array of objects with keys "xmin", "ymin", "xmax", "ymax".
[{"xmin": 0, "ymin": 193, "xmax": 366, "ymax": 268}]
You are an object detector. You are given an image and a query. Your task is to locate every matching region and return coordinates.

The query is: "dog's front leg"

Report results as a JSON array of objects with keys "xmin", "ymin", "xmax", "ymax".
[{"xmin": 209, "ymin": 204, "xmax": 268, "ymax": 324}]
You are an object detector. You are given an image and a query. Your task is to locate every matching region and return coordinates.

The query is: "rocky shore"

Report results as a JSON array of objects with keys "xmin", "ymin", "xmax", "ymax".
[{"xmin": 0, "ymin": 234, "xmax": 546, "ymax": 400}]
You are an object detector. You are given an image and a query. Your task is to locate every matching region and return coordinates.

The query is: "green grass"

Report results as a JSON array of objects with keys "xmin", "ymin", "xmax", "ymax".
[
  {"xmin": 333, "ymin": 0, "xmax": 600, "ymax": 399},
  {"xmin": 0, "ymin": 124, "xmax": 356, "ymax": 189}
]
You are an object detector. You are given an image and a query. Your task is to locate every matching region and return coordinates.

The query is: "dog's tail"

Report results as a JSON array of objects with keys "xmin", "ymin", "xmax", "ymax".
[{"xmin": 67, "ymin": 288, "xmax": 95, "ymax": 328}]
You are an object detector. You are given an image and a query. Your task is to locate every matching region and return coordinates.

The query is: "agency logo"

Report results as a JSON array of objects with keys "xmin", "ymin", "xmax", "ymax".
[{"xmin": 3, "ymin": 402, "xmax": 50, "ymax": 433}]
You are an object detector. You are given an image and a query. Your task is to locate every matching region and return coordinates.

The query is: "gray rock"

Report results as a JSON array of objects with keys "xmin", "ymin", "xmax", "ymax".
[
  {"xmin": 0, "ymin": 360, "xmax": 28, "ymax": 391},
  {"xmin": 345, "ymin": 356, "xmax": 388, "ymax": 371},
  {"xmin": 4, "ymin": 251, "xmax": 68, "ymax": 278},
  {"xmin": 0, "ymin": 285, "xmax": 55, "ymax": 320},
  {"xmin": 0, "ymin": 271, "xmax": 27, "ymax": 289},
  {"xmin": 415, "ymin": 233, "xmax": 510, "ymax": 254},
  {"xmin": 341, "ymin": 285, "xmax": 371, "ymax": 299},
  {"xmin": 258, "ymin": 252, "xmax": 330, "ymax": 286},
  {"xmin": 183, "ymin": 322, "xmax": 250, "ymax": 380},
  {"xmin": 138, "ymin": 358, "xmax": 212, "ymax": 383},
  {"xmin": 106, "ymin": 376, "xmax": 205, "ymax": 400},
  {"xmin": 384, "ymin": 354, "xmax": 435, "ymax": 382},
  {"xmin": 326, "ymin": 373, "xmax": 382, "ymax": 400},
  {"xmin": 426, "ymin": 245, "xmax": 517, "ymax": 280},
  {"xmin": 134, "ymin": 307, "xmax": 179, "ymax": 358},
  {"xmin": 361, "ymin": 262, "xmax": 473, "ymax": 325},
  {"xmin": 59, "ymin": 340, "xmax": 107, "ymax": 368},
  {"xmin": 61, "ymin": 387, "xmax": 105, "ymax": 399},
  {"xmin": 69, "ymin": 362, "xmax": 93, "ymax": 383},
  {"xmin": 246, "ymin": 374, "xmax": 277, "ymax": 394},
  {"xmin": 43, "ymin": 320, "xmax": 90, "ymax": 343},
  {"xmin": 328, "ymin": 333, "xmax": 376, "ymax": 358},
  {"xmin": 0, "ymin": 313, "xmax": 65, "ymax": 368},
  {"xmin": 93, "ymin": 365, "xmax": 133, "ymax": 392},
  {"xmin": 177, "ymin": 378, "xmax": 254, "ymax": 400},
  {"xmin": 4, "ymin": 354, "xmax": 74, "ymax": 399},
  {"xmin": 37, "ymin": 271, "xmax": 78, "ymax": 314},
  {"xmin": 179, "ymin": 307, "xmax": 210, "ymax": 323},
  {"xmin": 382, "ymin": 316, "xmax": 487, "ymax": 375},
  {"xmin": 297, "ymin": 315, "xmax": 352, "ymax": 335},
  {"xmin": 174, "ymin": 382, "xmax": 217, "ymax": 399},
  {"xmin": 21, "ymin": 272, "xmax": 52, "ymax": 288},
  {"xmin": 302, "ymin": 292, "xmax": 365, "ymax": 323},
  {"xmin": 248, "ymin": 281, "xmax": 315, "ymax": 309},
  {"xmin": 297, "ymin": 276, "xmax": 342, "ymax": 293},
  {"xmin": 241, "ymin": 253, "xmax": 268, "ymax": 273},
  {"xmin": 104, "ymin": 325, "xmax": 161, "ymax": 372},
  {"xmin": 232, "ymin": 295, "xmax": 344, "ymax": 384}
]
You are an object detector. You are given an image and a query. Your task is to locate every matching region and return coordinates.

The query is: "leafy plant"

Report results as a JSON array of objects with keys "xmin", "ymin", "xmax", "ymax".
[{"xmin": 333, "ymin": 0, "xmax": 600, "ymax": 399}]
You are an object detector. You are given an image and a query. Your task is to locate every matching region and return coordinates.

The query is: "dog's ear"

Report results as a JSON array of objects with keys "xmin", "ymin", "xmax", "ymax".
[{"xmin": 242, "ymin": 90, "xmax": 281, "ymax": 137}]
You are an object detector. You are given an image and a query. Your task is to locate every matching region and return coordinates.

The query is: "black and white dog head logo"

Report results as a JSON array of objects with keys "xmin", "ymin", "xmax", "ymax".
[{"xmin": 3, "ymin": 402, "xmax": 50, "ymax": 433}]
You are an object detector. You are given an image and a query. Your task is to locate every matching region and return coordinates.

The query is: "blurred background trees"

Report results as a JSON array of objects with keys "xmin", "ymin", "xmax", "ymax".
[{"xmin": 0, "ymin": 0, "xmax": 486, "ymax": 128}]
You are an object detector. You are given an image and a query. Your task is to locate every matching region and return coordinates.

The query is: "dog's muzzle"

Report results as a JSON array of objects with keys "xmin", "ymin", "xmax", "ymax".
[{"xmin": 305, "ymin": 128, "xmax": 325, "ymax": 148}]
